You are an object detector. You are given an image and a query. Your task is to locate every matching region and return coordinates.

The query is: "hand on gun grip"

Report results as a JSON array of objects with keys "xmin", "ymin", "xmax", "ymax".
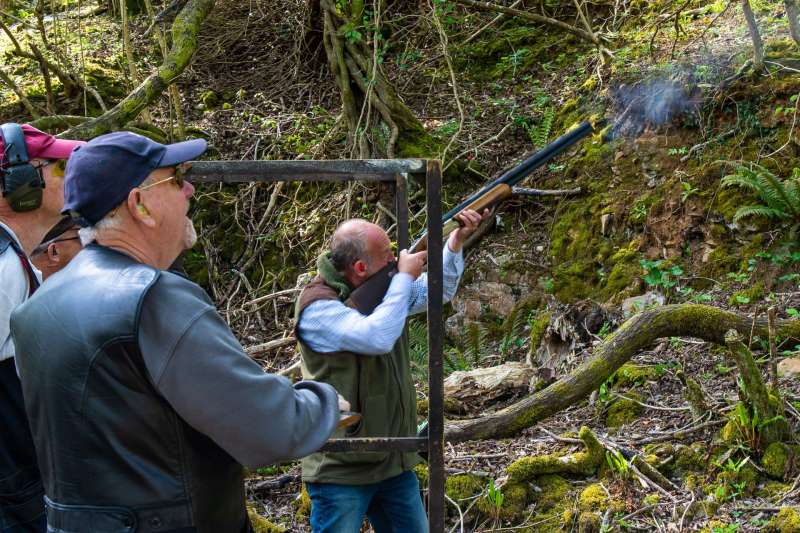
[{"xmin": 397, "ymin": 249, "xmax": 427, "ymax": 279}]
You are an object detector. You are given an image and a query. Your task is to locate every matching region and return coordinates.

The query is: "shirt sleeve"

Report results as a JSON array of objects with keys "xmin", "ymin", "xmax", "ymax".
[
  {"xmin": 297, "ymin": 272, "xmax": 414, "ymax": 355},
  {"xmin": 407, "ymin": 243, "xmax": 465, "ymax": 315},
  {"xmin": 138, "ymin": 273, "xmax": 340, "ymax": 468},
  {"xmin": 0, "ymin": 250, "xmax": 30, "ymax": 362}
]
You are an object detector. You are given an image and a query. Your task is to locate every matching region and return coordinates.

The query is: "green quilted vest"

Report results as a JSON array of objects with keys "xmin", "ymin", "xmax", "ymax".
[{"xmin": 294, "ymin": 276, "xmax": 421, "ymax": 485}]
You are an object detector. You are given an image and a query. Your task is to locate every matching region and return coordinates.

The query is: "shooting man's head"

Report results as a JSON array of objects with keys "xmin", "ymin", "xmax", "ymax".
[
  {"xmin": 31, "ymin": 216, "xmax": 82, "ymax": 279},
  {"xmin": 62, "ymin": 132, "xmax": 206, "ymax": 269},
  {"xmin": 330, "ymin": 219, "xmax": 395, "ymax": 288}
]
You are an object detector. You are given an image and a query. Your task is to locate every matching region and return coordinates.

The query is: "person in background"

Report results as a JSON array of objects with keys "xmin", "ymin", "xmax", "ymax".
[
  {"xmin": 0, "ymin": 123, "xmax": 84, "ymax": 533},
  {"xmin": 30, "ymin": 217, "xmax": 81, "ymax": 280}
]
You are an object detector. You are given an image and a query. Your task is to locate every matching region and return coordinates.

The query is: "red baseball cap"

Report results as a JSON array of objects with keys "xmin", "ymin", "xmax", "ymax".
[{"xmin": 0, "ymin": 124, "xmax": 84, "ymax": 162}]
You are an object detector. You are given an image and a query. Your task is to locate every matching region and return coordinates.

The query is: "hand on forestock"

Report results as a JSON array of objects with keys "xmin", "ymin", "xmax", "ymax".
[
  {"xmin": 397, "ymin": 249, "xmax": 428, "ymax": 279},
  {"xmin": 448, "ymin": 208, "xmax": 491, "ymax": 252}
]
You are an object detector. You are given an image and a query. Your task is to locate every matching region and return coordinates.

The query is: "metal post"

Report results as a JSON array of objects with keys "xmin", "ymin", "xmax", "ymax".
[
  {"xmin": 395, "ymin": 173, "xmax": 410, "ymax": 251},
  {"xmin": 425, "ymin": 160, "xmax": 445, "ymax": 533}
]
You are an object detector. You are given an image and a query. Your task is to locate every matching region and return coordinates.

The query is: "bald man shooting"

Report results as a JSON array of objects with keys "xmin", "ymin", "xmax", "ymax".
[{"xmin": 295, "ymin": 209, "xmax": 488, "ymax": 533}]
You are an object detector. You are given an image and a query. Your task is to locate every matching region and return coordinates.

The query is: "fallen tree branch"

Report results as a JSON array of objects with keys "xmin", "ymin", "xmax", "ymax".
[
  {"xmin": 244, "ymin": 337, "xmax": 296, "ymax": 356},
  {"xmin": 444, "ymin": 304, "xmax": 800, "ymax": 442},
  {"xmin": 60, "ymin": 0, "xmax": 216, "ymax": 139},
  {"xmin": 451, "ymin": 0, "xmax": 602, "ymax": 45}
]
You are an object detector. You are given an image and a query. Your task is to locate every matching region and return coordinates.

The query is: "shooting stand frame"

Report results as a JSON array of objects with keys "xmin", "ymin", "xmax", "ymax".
[{"xmin": 186, "ymin": 159, "xmax": 446, "ymax": 533}]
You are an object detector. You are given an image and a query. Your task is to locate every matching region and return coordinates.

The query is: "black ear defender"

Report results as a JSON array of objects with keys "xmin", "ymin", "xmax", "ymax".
[{"xmin": 0, "ymin": 123, "xmax": 45, "ymax": 212}]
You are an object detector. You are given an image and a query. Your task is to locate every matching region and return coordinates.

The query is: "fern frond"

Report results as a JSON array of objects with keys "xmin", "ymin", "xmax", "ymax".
[
  {"xmin": 784, "ymin": 178, "xmax": 800, "ymax": 214},
  {"xmin": 732, "ymin": 205, "xmax": 790, "ymax": 223},
  {"xmin": 531, "ymin": 107, "xmax": 555, "ymax": 148},
  {"xmin": 757, "ymin": 166, "xmax": 797, "ymax": 215}
]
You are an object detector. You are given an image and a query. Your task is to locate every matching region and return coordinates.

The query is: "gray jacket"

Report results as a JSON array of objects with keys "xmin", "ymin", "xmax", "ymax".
[{"xmin": 11, "ymin": 244, "xmax": 339, "ymax": 532}]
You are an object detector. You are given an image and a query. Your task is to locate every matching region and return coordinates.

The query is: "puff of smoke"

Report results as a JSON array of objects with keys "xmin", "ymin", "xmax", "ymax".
[{"xmin": 610, "ymin": 78, "xmax": 699, "ymax": 138}]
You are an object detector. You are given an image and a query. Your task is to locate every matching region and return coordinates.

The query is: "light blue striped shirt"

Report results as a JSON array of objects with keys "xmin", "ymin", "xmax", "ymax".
[{"xmin": 297, "ymin": 245, "xmax": 465, "ymax": 355}]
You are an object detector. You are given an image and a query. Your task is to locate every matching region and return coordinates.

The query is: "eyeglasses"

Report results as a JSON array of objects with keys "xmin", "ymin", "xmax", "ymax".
[
  {"xmin": 32, "ymin": 159, "xmax": 66, "ymax": 177},
  {"xmin": 138, "ymin": 163, "xmax": 189, "ymax": 191}
]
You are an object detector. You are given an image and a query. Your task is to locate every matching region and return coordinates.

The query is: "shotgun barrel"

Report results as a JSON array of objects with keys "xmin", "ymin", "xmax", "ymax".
[{"xmin": 347, "ymin": 118, "xmax": 606, "ymax": 314}]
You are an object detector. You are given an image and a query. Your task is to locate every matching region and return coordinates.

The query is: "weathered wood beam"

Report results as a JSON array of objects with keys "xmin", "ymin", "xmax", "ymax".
[{"xmin": 184, "ymin": 159, "xmax": 427, "ymax": 183}]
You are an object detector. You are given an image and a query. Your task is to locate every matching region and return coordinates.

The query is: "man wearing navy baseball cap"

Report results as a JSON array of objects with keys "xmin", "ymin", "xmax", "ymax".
[{"xmin": 10, "ymin": 132, "xmax": 345, "ymax": 533}]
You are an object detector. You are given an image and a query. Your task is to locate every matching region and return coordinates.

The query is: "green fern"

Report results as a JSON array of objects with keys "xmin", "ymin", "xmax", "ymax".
[
  {"xmin": 462, "ymin": 322, "xmax": 487, "ymax": 368},
  {"xmin": 721, "ymin": 162, "xmax": 800, "ymax": 224},
  {"xmin": 528, "ymin": 107, "xmax": 555, "ymax": 149}
]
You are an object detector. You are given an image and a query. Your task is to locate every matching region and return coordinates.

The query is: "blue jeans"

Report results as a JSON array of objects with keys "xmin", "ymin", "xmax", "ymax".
[{"xmin": 306, "ymin": 470, "xmax": 428, "ymax": 533}]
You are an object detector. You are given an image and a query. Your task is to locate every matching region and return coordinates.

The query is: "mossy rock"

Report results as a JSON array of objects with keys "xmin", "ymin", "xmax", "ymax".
[
  {"xmin": 756, "ymin": 480, "xmax": 791, "ymax": 499},
  {"xmin": 728, "ymin": 281, "xmax": 765, "ymax": 306},
  {"xmin": 642, "ymin": 493, "xmax": 660, "ymax": 506},
  {"xmin": 416, "ymin": 397, "xmax": 462, "ymax": 417},
  {"xmin": 577, "ymin": 511, "xmax": 601, "ymax": 533},
  {"xmin": 201, "ymin": 90, "xmax": 219, "ymax": 109},
  {"xmin": 476, "ymin": 481, "xmax": 532, "ymax": 522},
  {"xmin": 643, "ymin": 443, "xmax": 674, "ymax": 475},
  {"xmin": 578, "ymin": 484, "xmax": 607, "ymax": 512},
  {"xmin": 768, "ymin": 507, "xmax": 800, "ymax": 533},
  {"xmin": 247, "ymin": 506, "xmax": 287, "ymax": 533},
  {"xmin": 604, "ymin": 392, "xmax": 644, "ymax": 428},
  {"xmin": 533, "ymin": 474, "xmax": 571, "ymax": 511},
  {"xmin": 614, "ymin": 363, "xmax": 662, "ymax": 389},
  {"xmin": 445, "ymin": 474, "xmax": 484, "ymax": 502},
  {"xmin": 673, "ymin": 442, "xmax": 707, "ymax": 476},
  {"xmin": 762, "ymin": 442, "xmax": 799, "ymax": 480}
]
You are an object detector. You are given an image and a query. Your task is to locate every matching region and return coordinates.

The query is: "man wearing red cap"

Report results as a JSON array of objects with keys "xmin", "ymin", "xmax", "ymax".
[{"xmin": 0, "ymin": 123, "xmax": 83, "ymax": 533}]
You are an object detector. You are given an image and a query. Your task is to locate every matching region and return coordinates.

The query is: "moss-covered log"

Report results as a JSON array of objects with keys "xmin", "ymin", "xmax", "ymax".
[
  {"xmin": 58, "ymin": 0, "xmax": 216, "ymax": 140},
  {"xmin": 506, "ymin": 426, "xmax": 604, "ymax": 482},
  {"xmin": 445, "ymin": 304, "xmax": 800, "ymax": 443}
]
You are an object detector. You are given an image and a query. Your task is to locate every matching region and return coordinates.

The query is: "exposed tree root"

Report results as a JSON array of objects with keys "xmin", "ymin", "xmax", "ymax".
[{"xmin": 444, "ymin": 304, "xmax": 800, "ymax": 443}]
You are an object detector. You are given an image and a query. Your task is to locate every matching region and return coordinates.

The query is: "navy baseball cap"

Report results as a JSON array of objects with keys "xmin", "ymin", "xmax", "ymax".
[{"xmin": 62, "ymin": 131, "xmax": 207, "ymax": 226}]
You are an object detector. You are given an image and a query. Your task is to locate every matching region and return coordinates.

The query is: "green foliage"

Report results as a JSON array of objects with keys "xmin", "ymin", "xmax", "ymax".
[
  {"xmin": 721, "ymin": 163, "xmax": 800, "ymax": 226},
  {"xmin": 727, "ymin": 398, "xmax": 787, "ymax": 453},
  {"xmin": 680, "ymin": 181, "xmax": 700, "ymax": 202},
  {"xmin": 444, "ymin": 323, "xmax": 487, "ymax": 374},
  {"xmin": 640, "ymin": 259, "xmax": 683, "ymax": 290},
  {"xmin": 605, "ymin": 449, "xmax": 630, "ymax": 479},
  {"xmin": 538, "ymin": 276, "xmax": 555, "ymax": 293},
  {"xmin": 486, "ymin": 478, "xmax": 505, "ymax": 518},
  {"xmin": 525, "ymin": 107, "xmax": 555, "ymax": 149}
]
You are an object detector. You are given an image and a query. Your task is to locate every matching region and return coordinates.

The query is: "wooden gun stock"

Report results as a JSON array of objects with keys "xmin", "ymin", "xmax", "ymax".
[{"xmin": 345, "ymin": 262, "xmax": 398, "ymax": 315}]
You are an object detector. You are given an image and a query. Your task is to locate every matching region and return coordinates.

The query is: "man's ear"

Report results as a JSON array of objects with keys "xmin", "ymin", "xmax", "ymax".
[
  {"xmin": 352, "ymin": 259, "xmax": 368, "ymax": 276},
  {"xmin": 46, "ymin": 243, "xmax": 60, "ymax": 266},
  {"xmin": 128, "ymin": 189, "xmax": 156, "ymax": 228}
]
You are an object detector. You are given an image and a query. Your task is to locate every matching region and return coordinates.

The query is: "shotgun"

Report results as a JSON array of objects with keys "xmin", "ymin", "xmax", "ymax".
[{"xmin": 345, "ymin": 118, "xmax": 606, "ymax": 315}]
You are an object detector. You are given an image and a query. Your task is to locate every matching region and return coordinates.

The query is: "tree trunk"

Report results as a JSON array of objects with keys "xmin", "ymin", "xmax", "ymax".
[
  {"xmin": 742, "ymin": 0, "xmax": 764, "ymax": 73},
  {"xmin": 444, "ymin": 304, "xmax": 800, "ymax": 443},
  {"xmin": 786, "ymin": 0, "xmax": 800, "ymax": 48},
  {"xmin": 60, "ymin": 0, "xmax": 216, "ymax": 139},
  {"xmin": 310, "ymin": 0, "xmax": 435, "ymax": 159}
]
